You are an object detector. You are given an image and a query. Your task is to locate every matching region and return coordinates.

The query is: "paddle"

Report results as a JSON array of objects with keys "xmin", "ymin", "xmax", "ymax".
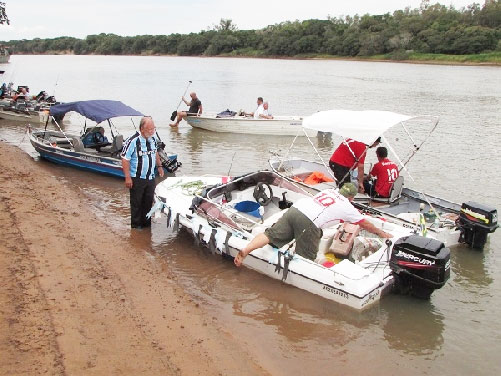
[{"xmin": 170, "ymin": 80, "xmax": 192, "ymax": 121}]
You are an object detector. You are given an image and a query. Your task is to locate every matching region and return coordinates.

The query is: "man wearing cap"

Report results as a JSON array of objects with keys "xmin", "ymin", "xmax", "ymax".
[
  {"xmin": 329, "ymin": 137, "xmax": 381, "ymax": 192},
  {"xmin": 234, "ymin": 183, "xmax": 392, "ymax": 267}
]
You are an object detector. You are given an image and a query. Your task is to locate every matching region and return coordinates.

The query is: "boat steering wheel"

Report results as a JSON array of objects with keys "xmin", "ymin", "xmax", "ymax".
[{"xmin": 253, "ymin": 182, "xmax": 273, "ymax": 206}]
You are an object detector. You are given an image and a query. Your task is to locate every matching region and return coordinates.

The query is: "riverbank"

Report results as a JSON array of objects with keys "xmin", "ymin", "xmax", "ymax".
[
  {"xmin": 0, "ymin": 141, "xmax": 266, "ymax": 375},
  {"xmin": 7, "ymin": 51, "xmax": 501, "ymax": 66}
]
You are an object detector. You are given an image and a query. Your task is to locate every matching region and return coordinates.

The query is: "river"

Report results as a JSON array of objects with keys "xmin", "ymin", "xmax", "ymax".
[{"xmin": 1, "ymin": 55, "xmax": 500, "ymax": 375}]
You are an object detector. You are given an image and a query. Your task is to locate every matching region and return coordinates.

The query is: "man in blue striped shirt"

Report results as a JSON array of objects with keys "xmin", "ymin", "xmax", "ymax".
[{"xmin": 121, "ymin": 117, "xmax": 164, "ymax": 229}]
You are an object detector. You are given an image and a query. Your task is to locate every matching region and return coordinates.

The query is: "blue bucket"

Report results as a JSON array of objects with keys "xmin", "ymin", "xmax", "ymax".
[{"xmin": 234, "ymin": 201, "xmax": 262, "ymax": 218}]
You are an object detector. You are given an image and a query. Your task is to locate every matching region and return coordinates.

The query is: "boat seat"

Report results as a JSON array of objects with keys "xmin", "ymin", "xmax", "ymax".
[
  {"xmin": 100, "ymin": 134, "xmax": 123, "ymax": 155},
  {"xmin": 371, "ymin": 175, "xmax": 404, "ymax": 204},
  {"xmin": 71, "ymin": 137, "xmax": 85, "ymax": 152}
]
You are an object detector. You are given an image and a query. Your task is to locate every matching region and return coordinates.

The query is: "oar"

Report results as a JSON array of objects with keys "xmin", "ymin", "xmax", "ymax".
[
  {"xmin": 177, "ymin": 80, "xmax": 193, "ymax": 110},
  {"xmin": 170, "ymin": 80, "xmax": 192, "ymax": 121}
]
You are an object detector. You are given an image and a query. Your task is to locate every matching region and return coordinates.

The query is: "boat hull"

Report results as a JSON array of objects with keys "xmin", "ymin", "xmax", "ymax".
[
  {"xmin": 186, "ymin": 115, "xmax": 316, "ymax": 137},
  {"xmin": 153, "ymin": 174, "xmax": 420, "ymax": 310},
  {"xmin": 29, "ymin": 129, "xmax": 178, "ymax": 178},
  {"xmin": 0, "ymin": 108, "xmax": 49, "ymax": 123}
]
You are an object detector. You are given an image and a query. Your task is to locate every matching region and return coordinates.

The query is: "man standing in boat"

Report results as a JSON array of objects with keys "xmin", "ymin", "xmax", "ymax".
[
  {"xmin": 329, "ymin": 137, "xmax": 381, "ymax": 192},
  {"xmin": 170, "ymin": 92, "xmax": 202, "ymax": 127},
  {"xmin": 234, "ymin": 183, "xmax": 392, "ymax": 266},
  {"xmin": 121, "ymin": 116, "xmax": 164, "ymax": 229},
  {"xmin": 363, "ymin": 146, "xmax": 399, "ymax": 198}
]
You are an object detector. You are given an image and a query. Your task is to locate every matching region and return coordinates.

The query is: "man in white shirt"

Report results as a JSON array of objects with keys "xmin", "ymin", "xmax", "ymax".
[
  {"xmin": 234, "ymin": 183, "xmax": 392, "ymax": 265},
  {"xmin": 259, "ymin": 101, "xmax": 274, "ymax": 119},
  {"xmin": 245, "ymin": 97, "xmax": 264, "ymax": 118}
]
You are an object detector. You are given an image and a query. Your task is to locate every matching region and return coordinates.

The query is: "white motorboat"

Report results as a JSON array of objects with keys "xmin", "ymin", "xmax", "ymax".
[
  {"xmin": 152, "ymin": 170, "xmax": 450, "ymax": 310},
  {"xmin": 185, "ymin": 113, "xmax": 316, "ymax": 137},
  {"xmin": 269, "ymin": 110, "xmax": 498, "ymax": 249},
  {"xmin": 0, "ymin": 106, "xmax": 50, "ymax": 123}
]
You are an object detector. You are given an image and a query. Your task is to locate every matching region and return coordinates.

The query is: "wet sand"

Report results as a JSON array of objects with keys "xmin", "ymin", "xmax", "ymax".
[{"xmin": 0, "ymin": 141, "xmax": 266, "ymax": 375}]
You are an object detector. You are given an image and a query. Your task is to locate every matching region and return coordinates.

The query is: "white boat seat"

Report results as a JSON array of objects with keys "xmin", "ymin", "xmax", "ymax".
[{"xmin": 372, "ymin": 175, "xmax": 404, "ymax": 204}]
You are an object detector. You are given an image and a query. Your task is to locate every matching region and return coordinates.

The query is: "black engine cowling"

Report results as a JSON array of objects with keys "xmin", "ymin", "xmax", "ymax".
[
  {"xmin": 390, "ymin": 235, "xmax": 450, "ymax": 299},
  {"xmin": 458, "ymin": 201, "xmax": 498, "ymax": 250}
]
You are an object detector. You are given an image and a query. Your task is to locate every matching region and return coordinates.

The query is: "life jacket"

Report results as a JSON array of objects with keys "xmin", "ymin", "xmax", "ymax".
[{"xmin": 303, "ymin": 171, "xmax": 335, "ymax": 185}]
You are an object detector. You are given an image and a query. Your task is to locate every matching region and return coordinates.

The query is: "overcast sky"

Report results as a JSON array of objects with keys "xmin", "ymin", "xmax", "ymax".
[{"xmin": 1, "ymin": 0, "xmax": 478, "ymax": 41}]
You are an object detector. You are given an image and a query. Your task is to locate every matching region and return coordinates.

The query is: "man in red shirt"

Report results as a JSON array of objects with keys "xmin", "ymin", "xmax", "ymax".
[
  {"xmin": 329, "ymin": 137, "xmax": 380, "ymax": 192},
  {"xmin": 363, "ymin": 147, "xmax": 399, "ymax": 198}
]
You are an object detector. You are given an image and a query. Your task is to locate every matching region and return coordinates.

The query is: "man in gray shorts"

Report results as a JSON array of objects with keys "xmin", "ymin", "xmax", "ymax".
[{"xmin": 234, "ymin": 183, "xmax": 392, "ymax": 266}]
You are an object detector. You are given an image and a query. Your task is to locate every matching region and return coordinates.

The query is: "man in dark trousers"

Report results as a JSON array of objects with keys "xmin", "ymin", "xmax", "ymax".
[
  {"xmin": 170, "ymin": 92, "xmax": 202, "ymax": 127},
  {"xmin": 329, "ymin": 137, "xmax": 380, "ymax": 193},
  {"xmin": 121, "ymin": 116, "xmax": 164, "ymax": 229}
]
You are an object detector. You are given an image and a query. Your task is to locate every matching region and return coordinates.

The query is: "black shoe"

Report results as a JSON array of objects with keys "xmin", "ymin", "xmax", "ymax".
[{"xmin": 131, "ymin": 225, "xmax": 143, "ymax": 229}]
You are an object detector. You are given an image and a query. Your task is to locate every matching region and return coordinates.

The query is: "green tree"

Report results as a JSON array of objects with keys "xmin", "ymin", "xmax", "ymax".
[{"xmin": 0, "ymin": 2, "xmax": 9, "ymax": 25}]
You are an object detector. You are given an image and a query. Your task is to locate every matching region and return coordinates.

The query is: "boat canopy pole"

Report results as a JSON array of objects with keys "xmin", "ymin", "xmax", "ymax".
[
  {"xmin": 401, "ymin": 121, "xmax": 418, "ymax": 149},
  {"xmin": 304, "ymin": 129, "xmax": 336, "ymax": 181},
  {"xmin": 107, "ymin": 119, "xmax": 115, "ymax": 138},
  {"xmin": 130, "ymin": 117, "xmax": 137, "ymax": 131},
  {"xmin": 382, "ymin": 135, "xmax": 415, "ymax": 183},
  {"xmin": 42, "ymin": 111, "xmax": 50, "ymax": 138},
  {"xmin": 51, "ymin": 117, "xmax": 74, "ymax": 146},
  {"xmin": 276, "ymin": 131, "xmax": 300, "ymax": 171},
  {"xmin": 383, "ymin": 134, "xmax": 441, "ymax": 218},
  {"xmin": 399, "ymin": 116, "xmax": 440, "ymax": 169}
]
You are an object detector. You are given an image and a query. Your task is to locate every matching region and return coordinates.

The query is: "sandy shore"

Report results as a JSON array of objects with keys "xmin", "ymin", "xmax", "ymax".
[{"xmin": 0, "ymin": 141, "xmax": 266, "ymax": 375}]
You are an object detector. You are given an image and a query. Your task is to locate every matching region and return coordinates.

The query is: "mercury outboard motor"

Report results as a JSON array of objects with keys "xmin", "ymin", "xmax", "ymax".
[
  {"xmin": 390, "ymin": 235, "xmax": 450, "ymax": 299},
  {"xmin": 458, "ymin": 201, "xmax": 498, "ymax": 250}
]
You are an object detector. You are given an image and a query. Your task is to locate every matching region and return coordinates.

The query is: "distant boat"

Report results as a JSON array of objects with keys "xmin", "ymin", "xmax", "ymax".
[
  {"xmin": 0, "ymin": 46, "xmax": 9, "ymax": 64},
  {"xmin": 186, "ymin": 113, "xmax": 316, "ymax": 137}
]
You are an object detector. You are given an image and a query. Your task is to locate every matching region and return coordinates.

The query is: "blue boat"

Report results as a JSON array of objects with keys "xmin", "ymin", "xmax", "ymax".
[{"xmin": 28, "ymin": 100, "xmax": 180, "ymax": 178}]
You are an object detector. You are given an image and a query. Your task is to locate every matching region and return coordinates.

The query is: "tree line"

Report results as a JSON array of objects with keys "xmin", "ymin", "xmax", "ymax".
[{"xmin": 2, "ymin": 1, "xmax": 500, "ymax": 58}]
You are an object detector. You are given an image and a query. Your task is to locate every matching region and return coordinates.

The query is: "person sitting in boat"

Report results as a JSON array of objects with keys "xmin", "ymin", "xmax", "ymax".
[
  {"xmin": 0, "ymin": 83, "xmax": 7, "ymax": 98},
  {"xmin": 234, "ymin": 183, "xmax": 393, "ymax": 266},
  {"xmin": 245, "ymin": 97, "xmax": 264, "ymax": 119},
  {"xmin": 13, "ymin": 87, "xmax": 30, "ymax": 102},
  {"xmin": 81, "ymin": 126, "xmax": 109, "ymax": 147},
  {"xmin": 329, "ymin": 137, "xmax": 381, "ymax": 192},
  {"xmin": 169, "ymin": 92, "xmax": 202, "ymax": 127},
  {"xmin": 259, "ymin": 102, "xmax": 274, "ymax": 119},
  {"xmin": 363, "ymin": 147, "xmax": 399, "ymax": 198}
]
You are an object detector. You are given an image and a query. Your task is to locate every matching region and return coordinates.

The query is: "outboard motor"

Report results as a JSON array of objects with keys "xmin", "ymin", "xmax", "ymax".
[
  {"xmin": 458, "ymin": 201, "xmax": 498, "ymax": 250},
  {"xmin": 390, "ymin": 235, "xmax": 450, "ymax": 299}
]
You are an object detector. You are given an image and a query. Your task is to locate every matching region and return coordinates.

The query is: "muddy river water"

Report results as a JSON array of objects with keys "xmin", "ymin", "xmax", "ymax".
[{"xmin": 1, "ymin": 55, "xmax": 500, "ymax": 375}]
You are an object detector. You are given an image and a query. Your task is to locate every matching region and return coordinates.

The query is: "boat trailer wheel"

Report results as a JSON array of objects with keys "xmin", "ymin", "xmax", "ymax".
[{"xmin": 253, "ymin": 182, "xmax": 273, "ymax": 206}]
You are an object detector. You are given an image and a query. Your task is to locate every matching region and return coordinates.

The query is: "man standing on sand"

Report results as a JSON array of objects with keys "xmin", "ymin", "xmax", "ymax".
[
  {"xmin": 170, "ymin": 92, "xmax": 202, "ymax": 127},
  {"xmin": 121, "ymin": 117, "xmax": 164, "ymax": 229}
]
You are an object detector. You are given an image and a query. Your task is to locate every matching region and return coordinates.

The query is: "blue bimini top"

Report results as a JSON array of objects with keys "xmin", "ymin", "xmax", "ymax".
[{"xmin": 50, "ymin": 100, "xmax": 144, "ymax": 124}]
